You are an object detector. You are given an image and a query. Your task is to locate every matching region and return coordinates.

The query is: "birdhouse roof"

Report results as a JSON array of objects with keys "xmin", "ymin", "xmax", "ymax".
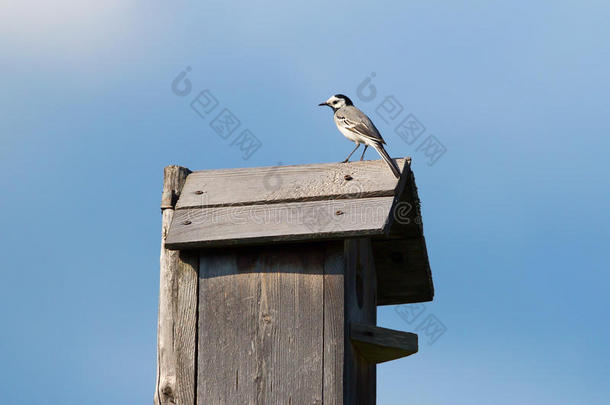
[{"xmin": 165, "ymin": 158, "xmax": 433, "ymax": 304}]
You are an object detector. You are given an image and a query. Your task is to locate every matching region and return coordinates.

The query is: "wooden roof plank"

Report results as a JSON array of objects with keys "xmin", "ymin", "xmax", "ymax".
[
  {"xmin": 176, "ymin": 159, "xmax": 410, "ymax": 209},
  {"xmin": 166, "ymin": 196, "xmax": 395, "ymax": 249}
]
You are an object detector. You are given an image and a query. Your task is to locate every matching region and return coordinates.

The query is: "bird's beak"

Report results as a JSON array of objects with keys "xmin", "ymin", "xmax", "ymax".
[{"xmin": 318, "ymin": 102, "xmax": 327, "ymax": 107}]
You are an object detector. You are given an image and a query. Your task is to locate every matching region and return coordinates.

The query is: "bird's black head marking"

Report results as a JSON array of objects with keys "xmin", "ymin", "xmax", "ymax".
[
  {"xmin": 319, "ymin": 94, "xmax": 354, "ymax": 111},
  {"xmin": 333, "ymin": 94, "xmax": 353, "ymax": 106}
]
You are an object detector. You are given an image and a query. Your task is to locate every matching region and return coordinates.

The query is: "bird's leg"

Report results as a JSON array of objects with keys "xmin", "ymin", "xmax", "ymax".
[
  {"xmin": 342, "ymin": 143, "xmax": 360, "ymax": 163},
  {"xmin": 359, "ymin": 145, "xmax": 368, "ymax": 161}
]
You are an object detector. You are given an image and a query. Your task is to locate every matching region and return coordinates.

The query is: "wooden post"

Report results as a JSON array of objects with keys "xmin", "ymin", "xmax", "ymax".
[
  {"xmin": 344, "ymin": 238, "xmax": 377, "ymax": 404},
  {"xmin": 155, "ymin": 159, "xmax": 434, "ymax": 404},
  {"xmin": 155, "ymin": 166, "xmax": 199, "ymax": 405}
]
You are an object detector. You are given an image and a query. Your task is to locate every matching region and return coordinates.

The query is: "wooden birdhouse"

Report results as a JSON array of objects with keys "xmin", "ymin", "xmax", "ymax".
[{"xmin": 154, "ymin": 158, "xmax": 434, "ymax": 405}]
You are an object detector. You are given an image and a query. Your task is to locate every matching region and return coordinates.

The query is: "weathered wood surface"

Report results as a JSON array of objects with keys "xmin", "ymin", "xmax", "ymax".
[
  {"xmin": 350, "ymin": 323, "xmax": 418, "ymax": 364},
  {"xmin": 323, "ymin": 245, "xmax": 345, "ymax": 404},
  {"xmin": 373, "ymin": 238, "xmax": 434, "ymax": 305},
  {"xmin": 374, "ymin": 160, "xmax": 434, "ymax": 305},
  {"xmin": 153, "ymin": 161, "xmax": 435, "ymax": 405},
  {"xmin": 155, "ymin": 165, "xmax": 199, "ymax": 405},
  {"xmin": 344, "ymin": 238, "xmax": 377, "ymax": 405},
  {"xmin": 386, "ymin": 160, "xmax": 424, "ymax": 239},
  {"xmin": 197, "ymin": 243, "xmax": 344, "ymax": 404},
  {"xmin": 177, "ymin": 159, "xmax": 410, "ymax": 209},
  {"xmin": 166, "ymin": 158, "xmax": 433, "ymax": 304},
  {"xmin": 166, "ymin": 197, "xmax": 394, "ymax": 249}
]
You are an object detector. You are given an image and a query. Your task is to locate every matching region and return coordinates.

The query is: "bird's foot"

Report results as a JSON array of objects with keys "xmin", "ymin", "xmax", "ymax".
[{"xmin": 342, "ymin": 159, "xmax": 349, "ymax": 163}]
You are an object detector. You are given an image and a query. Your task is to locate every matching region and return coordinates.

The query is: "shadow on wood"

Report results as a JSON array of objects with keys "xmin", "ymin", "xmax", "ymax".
[{"xmin": 350, "ymin": 322, "xmax": 418, "ymax": 364}]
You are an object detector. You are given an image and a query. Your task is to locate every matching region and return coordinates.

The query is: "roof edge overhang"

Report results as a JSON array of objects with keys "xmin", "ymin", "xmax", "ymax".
[{"xmin": 164, "ymin": 158, "xmax": 433, "ymax": 304}]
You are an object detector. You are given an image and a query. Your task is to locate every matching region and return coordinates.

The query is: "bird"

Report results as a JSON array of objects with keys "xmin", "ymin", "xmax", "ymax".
[{"xmin": 319, "ymin": 94, "xmax": 401, "ymax": 178}]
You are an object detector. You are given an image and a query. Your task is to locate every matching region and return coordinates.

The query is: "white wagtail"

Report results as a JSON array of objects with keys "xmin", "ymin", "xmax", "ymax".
[{"xmin": 319, "ymin": 94, "xmax": 401, "ymax": 178}]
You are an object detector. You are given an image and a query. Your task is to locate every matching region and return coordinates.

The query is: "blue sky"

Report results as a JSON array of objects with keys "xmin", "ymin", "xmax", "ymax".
[{"xmin": 1, "ymin": 1, "xmax": 609, "ymax": 403}]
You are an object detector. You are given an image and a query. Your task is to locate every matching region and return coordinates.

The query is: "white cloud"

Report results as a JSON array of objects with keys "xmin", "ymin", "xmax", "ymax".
[{"xmin": 0, "ymin": 1, "xmax": 135, "ymax": 56}]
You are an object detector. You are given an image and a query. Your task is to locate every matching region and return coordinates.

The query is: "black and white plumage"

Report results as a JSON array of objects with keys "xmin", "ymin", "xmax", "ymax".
[{"xmin": 319, "ymin": 94, "xmax": 401, "ymax": 178}]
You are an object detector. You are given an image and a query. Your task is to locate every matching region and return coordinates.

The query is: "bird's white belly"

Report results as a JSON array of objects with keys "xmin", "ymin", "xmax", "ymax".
[{"xmin": 336, "ymin": 123, "xmax": 366, "ymax": 144}]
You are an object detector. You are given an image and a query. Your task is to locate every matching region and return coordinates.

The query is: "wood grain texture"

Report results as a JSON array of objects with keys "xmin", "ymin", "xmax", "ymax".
[
  {"xmin": 166, "ymin": 197, "xmax": 394, "ymax": 250},
  {"xmin": 177, "ymin": 158, "xmax": 410, "ymax": 209},
  {"xmin": 344, "ymin": 238, "xmax": 377, "ymax": 405},
  {"xmin": 197, "ymin": 244, "xmax": 330, "ymax": 404},
  {"xmin": 156, "ymin": 165, "xmax": 199, "ymax": 405},
  {"xmin": 161, "ymin": 165, "xmax": 191, "ymax": 209},
  {"xmin": 174, "ymin": 252, "xmax": 199, "ymax": 402},
  {"xmin": 350, "ymin": 323, "xmax": 418, "ymax": 364},
  {"xmin": 323, "ymin": 244, "xmax": 345, "ymax": 405}
]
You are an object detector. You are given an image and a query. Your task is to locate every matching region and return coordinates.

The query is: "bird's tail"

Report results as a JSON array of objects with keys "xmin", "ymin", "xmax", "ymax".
[{"xmin": 372, "ymin": 143, "xmax": 401, "ymax": 178}]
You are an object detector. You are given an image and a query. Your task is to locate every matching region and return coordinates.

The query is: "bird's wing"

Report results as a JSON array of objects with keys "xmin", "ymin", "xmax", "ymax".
[{"xmin": 335, "ymin": 106, "xmax": 386, "ymax": 144}]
